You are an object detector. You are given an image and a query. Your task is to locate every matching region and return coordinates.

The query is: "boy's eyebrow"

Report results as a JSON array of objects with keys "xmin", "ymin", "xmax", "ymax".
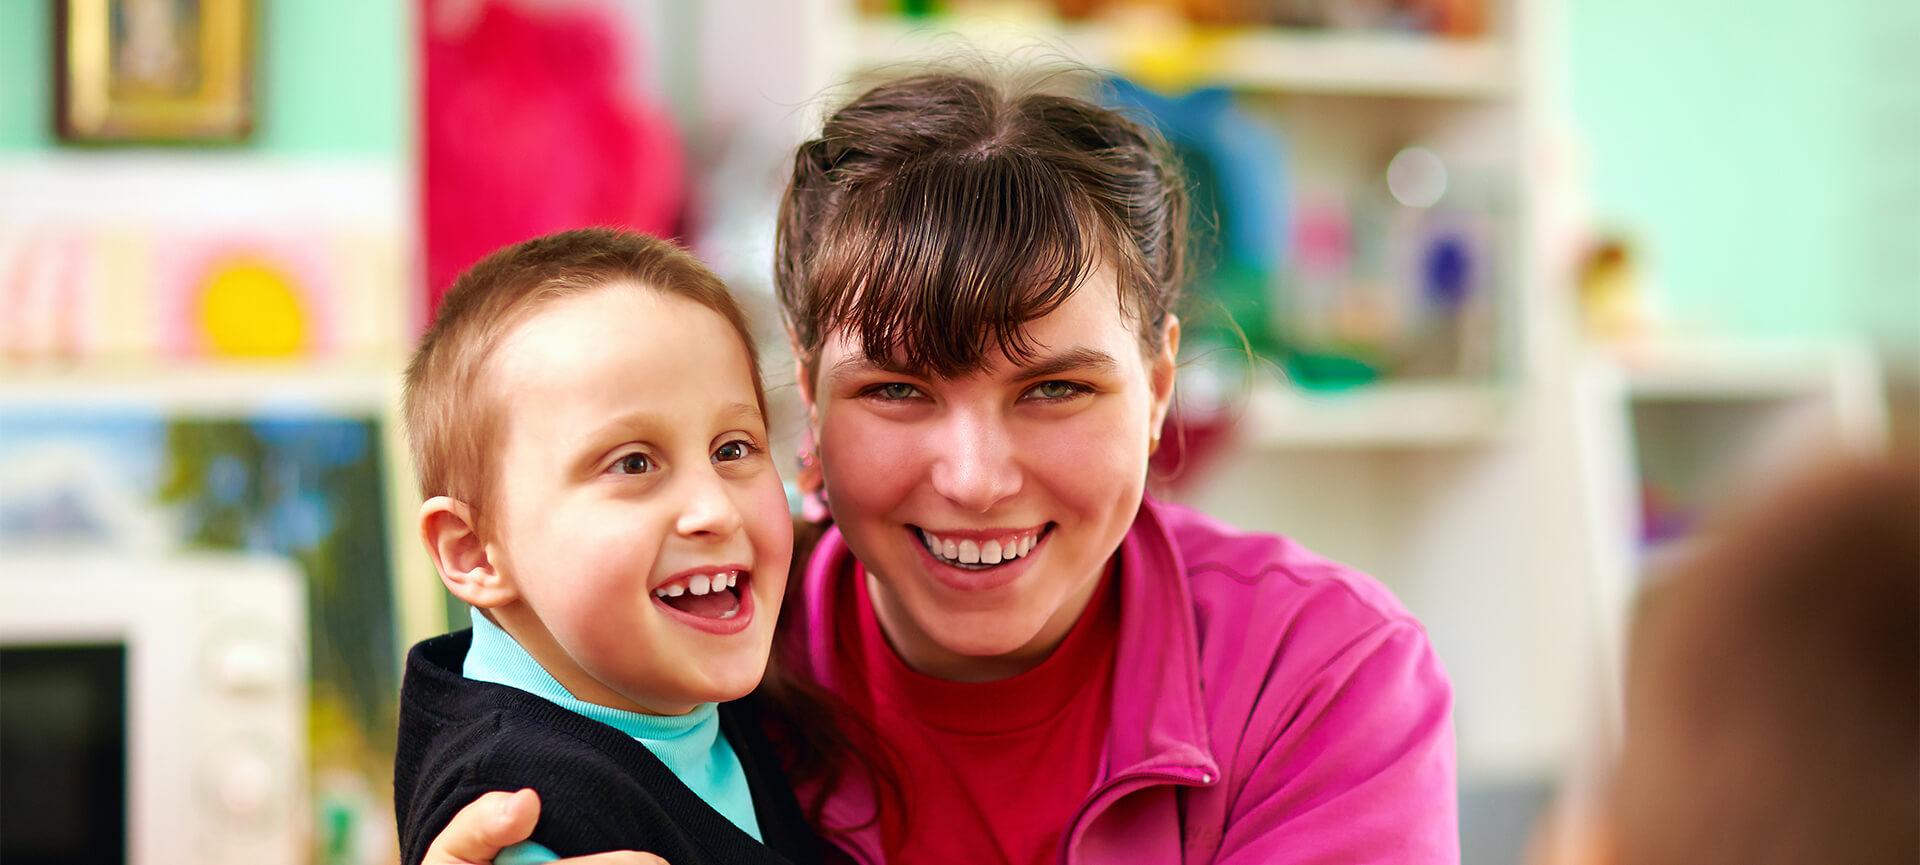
[
  {"xmin": 718, "ymin": 401, "xmax": 763, "ymax": 426},
  {"xmin": 580, "ymin": 402, "xmax": 763, "ymax": 448}
]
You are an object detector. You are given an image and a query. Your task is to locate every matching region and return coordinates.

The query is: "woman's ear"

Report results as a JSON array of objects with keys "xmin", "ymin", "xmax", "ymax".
[
  {"xmin": 1148, "ymin": 314, "xmax": 1181, "ymax": 438},
  {"xmin": 419, "ymin": 496, "xmax": 517, "ymax": 608},
  {"xmin": 792, "ymin": 354, "xmax": 822, "ymax": 438}
]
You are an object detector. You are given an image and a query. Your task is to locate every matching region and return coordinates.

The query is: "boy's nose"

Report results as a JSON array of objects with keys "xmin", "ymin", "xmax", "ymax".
[{"xmin": 675, "ymin": 471, "xmax": 744, "ymax": 538}]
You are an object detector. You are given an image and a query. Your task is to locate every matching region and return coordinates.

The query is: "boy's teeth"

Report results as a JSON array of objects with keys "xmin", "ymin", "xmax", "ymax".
[
  {"xmin": 667, "ymin": 584, "xmax": 685, "ymax": 597},
  {"xmin": 958, "ymin": 539, "xmax": 981, "ymax": 564},
  {"xmin": 1021, "ymin": 534, "xmax": 1034, "ymax": 556},
  {"xmin": 689, "ymin": 575, "xmax": 711, "ymax": 595},
  {"xmin": 981, "ymin": 539, "xmax": 1002, "ymax": 565},
  {"xmin": 943, "ymin": 538, "xmax": 959, "ymax": 560}
]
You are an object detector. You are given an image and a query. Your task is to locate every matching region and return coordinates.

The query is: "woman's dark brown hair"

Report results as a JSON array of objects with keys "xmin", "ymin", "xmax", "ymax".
[
  {"xmin": 774, "ymin": 70, "xmax": 1189, "ymax": 378},
  {"xmin": 758, "ymin": 69, "xmax": 1193, "ymax": 839}
]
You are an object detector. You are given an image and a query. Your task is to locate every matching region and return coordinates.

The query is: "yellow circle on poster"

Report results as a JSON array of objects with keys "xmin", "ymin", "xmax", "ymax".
[{"xmin": 197, "ymin": 259, "xmax": 307, "ymax": 357}]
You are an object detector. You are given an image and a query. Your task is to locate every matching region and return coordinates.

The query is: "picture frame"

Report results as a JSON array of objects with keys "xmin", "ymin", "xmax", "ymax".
[{"xmin": 55, "ymin": 0, "xmax": 257, "ymax": 144}]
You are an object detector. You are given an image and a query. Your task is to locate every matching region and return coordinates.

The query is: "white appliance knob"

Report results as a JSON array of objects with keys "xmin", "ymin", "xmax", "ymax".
[
  {"xmin": 214, "ymin": 642, "xmax": 283, "ymax": 693},
  {"xmin": 216, "ymin": 751, "xmax": 278, "ymax": 820}
]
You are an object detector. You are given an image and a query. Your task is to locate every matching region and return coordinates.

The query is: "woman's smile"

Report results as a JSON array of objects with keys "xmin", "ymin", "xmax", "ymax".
[{"xmin": 905, "ymin": 523, "xmax": 1056, "ymax": 593}]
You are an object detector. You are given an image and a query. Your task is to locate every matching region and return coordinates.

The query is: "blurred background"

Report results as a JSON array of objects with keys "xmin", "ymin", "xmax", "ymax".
[{"xmin": 0, "ymin": 1, "xmax": 1912, "ymax": 863}]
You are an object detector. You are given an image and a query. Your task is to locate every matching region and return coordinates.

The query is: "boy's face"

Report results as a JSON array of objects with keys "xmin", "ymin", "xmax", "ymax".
[{"xmin": 485, "ymin": 285, "xmax": 790, "ymax": 714}]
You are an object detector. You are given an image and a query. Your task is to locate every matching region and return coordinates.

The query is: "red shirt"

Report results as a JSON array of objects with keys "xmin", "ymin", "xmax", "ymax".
[{"xmin": 840, "ymin": 563, "xmax": 1120, "ymax": 865}]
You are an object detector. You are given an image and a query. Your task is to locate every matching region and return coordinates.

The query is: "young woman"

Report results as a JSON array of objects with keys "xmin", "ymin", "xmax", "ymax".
[{"xmin": 423, "ymin": 71, "xmax": 1458, "ymax": 865}]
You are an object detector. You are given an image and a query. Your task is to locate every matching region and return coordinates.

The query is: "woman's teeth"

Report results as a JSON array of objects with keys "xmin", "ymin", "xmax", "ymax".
[{"xmin": 919, "ymin": 529, "xmax": 1040, "ymax": 566}]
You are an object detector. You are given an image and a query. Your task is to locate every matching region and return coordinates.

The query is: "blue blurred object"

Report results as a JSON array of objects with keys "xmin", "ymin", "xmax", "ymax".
[
  {"xmin": 1103, "ymin": 78, "xmax": 1289, "ymax": 356},
  {"xmin": 1423, "ymin": 231, "xmax": 1474, "ymax": 310}
]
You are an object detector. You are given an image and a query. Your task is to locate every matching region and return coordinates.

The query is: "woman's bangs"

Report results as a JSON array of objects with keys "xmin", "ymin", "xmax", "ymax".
[{"xmin": 809, "ymin": 150, "xmax": 1104, "ymax": 377}]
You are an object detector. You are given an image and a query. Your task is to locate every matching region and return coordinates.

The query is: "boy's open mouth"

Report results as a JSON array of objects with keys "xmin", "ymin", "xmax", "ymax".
[{"xmin": 653, "ymin": 569, "xmax": 748, "ymax": 620}]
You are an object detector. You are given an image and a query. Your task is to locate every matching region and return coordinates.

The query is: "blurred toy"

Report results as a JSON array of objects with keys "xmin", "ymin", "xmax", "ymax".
[
  {"xmin": 423, "ymin": 0, "xmax": 686, "ymax": 316},
  {"xmin": 1396, "ymin": 207, "xmax": 1493, "ymax": 377},
  {"xmin": 1578, "ymin": 238, "xmax": 1652, "ymax": 344},
  {"xmin": 1102, "ymin": 77, "xmax": 1289, "ymax": 358}
]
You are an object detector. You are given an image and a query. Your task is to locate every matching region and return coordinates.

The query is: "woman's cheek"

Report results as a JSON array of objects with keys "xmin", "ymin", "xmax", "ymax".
[
  {"xmin": 820, "ymin": 411, "xmax": 922, "ymax": 507},
  {"xmin": 1023, "ymin": 405, "xmax": 1148, "ymax": 497}
]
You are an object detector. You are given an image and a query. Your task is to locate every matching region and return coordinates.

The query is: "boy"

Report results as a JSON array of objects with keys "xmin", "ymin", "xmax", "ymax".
[{"xmin": 393, "ymin": 229, "xmax": 817, "ymax": 865}]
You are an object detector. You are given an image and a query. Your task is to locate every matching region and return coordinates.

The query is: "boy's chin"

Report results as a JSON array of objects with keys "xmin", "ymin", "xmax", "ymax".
[{"xmin": 672, "ymin": 663, "xmax": 769, "ymax": 705}]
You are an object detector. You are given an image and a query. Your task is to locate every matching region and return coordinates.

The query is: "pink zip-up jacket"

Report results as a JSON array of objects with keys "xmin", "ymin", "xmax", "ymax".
[{"xmin": 795, "ymin": 495, "xmax": 1459, "ymax": 864}]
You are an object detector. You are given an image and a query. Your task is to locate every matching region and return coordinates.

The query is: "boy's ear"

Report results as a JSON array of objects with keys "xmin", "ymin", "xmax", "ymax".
[
  {"xmin": 1148, "ymin": 314, "xmax": 1182, "ymax": 438},
  {"xmin": 419, "ymin": 496, "xmax": 517, "ymax": 608}
]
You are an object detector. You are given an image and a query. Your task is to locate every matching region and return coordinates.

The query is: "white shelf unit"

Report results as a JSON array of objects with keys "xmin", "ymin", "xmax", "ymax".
[
  {"xmin": 1243, "ymin": 381, "xmax": 1513, "ymax": 447},
  {"xmin": 1574, "ymin": 338, "xmax": 1889, "ymax": 738},
  {"xmin": 853, "ymin": 17, "xmax": 1513, "ymax": 98}
]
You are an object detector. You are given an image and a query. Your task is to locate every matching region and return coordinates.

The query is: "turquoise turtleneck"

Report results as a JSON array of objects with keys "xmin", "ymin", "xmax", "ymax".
[{"xmin": 461, "ymin": 608, "xmax": 762, "ymax": 864}]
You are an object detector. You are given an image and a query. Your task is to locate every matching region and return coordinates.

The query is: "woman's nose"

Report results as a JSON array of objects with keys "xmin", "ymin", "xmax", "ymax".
[{"xmin": 928, "ymin": 412, "xmax": 1022, "ymax": 513}]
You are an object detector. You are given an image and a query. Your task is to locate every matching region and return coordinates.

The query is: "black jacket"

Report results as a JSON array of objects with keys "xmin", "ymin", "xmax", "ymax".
[{"xmin": 394, "ymin": 630, "xmax": 821, "ymax": 865}]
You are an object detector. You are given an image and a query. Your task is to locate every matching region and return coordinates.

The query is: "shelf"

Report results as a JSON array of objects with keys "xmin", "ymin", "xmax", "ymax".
[
  {"xmin": 1239, "ymin": 380, "xmax": 1510, "ymax": 447},
  {"xmin": 0, "ymin": 362, "xmax": 406, "ymax": 415},
  {"xmin": 1600, "ymin": 339, "xmax": 1882, "ymax": 403},
  {"xmin": 854, "ymin": 17, "xmax": 1512, "ymax": 99},
  {"xmin": 0, "ymin": 154, "xmax": 408, "ymax": 232}
]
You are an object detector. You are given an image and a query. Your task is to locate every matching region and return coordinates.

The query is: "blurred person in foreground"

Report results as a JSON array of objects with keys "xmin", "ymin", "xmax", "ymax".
[{"xmin": 1561, "ymin": 457, "xmax": 1917, "ymax": 865}]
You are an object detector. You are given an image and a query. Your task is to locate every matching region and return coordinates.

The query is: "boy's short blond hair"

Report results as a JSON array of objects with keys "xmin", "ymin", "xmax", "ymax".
[{"xmin": 403, "ymin": 228, "xmax": 766, "ymax": 536}]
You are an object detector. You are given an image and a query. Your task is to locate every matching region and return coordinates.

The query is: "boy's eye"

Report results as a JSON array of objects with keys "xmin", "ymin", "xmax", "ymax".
[
  {"xmin": 712, "ymin": 439, "xmax": 757, "ymax": 463},
  {"xmin": 611, "ymin": 453, "xmax": 654, "ymax": 475},
  {"xmin": 868, "ymin": 382, "xmax": 923, "ymax": 401},
  {"xmin": 1025, "ymin": 380, "xmax": 1091, "ymax": 401}
]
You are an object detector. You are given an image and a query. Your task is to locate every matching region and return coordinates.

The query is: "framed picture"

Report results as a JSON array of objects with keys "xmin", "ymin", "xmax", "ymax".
[{"xmin": 55, "ymin": 0, "xmax": 256, "ymax": 144}]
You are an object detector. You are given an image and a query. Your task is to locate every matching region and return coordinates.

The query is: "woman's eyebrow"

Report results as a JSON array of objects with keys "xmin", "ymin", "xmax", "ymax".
[
  {"xmin": 826, "ymin": 354, "xmax": 919, "ymax": 384},
  {"xmin": 827, "ymin": 347, "xmax": 1121, "ymax": 384},
  {"xmin": 1015, "ymin": 348, "xmax": 1120, "ymax": 380}
]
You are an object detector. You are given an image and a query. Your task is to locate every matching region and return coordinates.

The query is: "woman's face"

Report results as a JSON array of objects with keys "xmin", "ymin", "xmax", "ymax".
[{"xmin": 803, "ymin": 272, "xmax": 1178, "ymax": 679}]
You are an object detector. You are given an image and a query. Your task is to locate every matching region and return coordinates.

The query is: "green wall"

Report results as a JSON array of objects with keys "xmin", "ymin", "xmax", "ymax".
[
  {"xmin": 0, "ymin": 1, "xmax": 409, "ymax": 154},
  {"xmin": 1570, "ymin": 0, "xmax": 1919, "ymax": 360}
]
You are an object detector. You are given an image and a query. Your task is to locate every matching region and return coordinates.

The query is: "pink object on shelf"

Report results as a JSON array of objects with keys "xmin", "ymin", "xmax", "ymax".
[{"xmin": 422, "ymin": 0, "xmax": 687, "ymax": 323}]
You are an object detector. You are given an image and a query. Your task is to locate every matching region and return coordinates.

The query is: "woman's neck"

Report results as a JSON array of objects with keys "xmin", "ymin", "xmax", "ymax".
[{"xmin": 864, "ymin": 561, "xmax": 1111, "ymax": 683}]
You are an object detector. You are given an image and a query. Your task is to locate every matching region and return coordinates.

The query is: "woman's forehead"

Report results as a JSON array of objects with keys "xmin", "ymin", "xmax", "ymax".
[{"xmin": 817, "ymin": 270, "xmax": 1128, "ymax": 366}]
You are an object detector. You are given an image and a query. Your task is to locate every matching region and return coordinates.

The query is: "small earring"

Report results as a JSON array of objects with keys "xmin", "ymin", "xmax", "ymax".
[
  {"xmin": 796, "ymin": 427, "xmax": 830, "ymax": 522},
  {"xmin": 1149, "ymin": 434, "xmax": 1162, "ymax": 456}
]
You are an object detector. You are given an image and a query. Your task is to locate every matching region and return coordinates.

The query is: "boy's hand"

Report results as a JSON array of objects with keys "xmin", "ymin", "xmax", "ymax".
[{"xmin": 422, "ymin": 788, "xmax": 669, "ymax": 865}]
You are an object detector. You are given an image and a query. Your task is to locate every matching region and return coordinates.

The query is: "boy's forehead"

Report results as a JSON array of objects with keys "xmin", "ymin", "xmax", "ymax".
[{"xmin": 489, "ymin": 289, "xmax": 747, "ymax": 420}]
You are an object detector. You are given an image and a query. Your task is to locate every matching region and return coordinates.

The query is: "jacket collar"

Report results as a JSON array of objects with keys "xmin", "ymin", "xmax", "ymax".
[{"xmin": 1099, "ymin": 495, "xmax": 1218, "ymax": 783}]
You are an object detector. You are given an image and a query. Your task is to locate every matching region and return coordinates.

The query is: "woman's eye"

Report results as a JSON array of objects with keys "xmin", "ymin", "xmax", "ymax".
[
  {"xmin": 611, "ymin": 453, "xmax": 654, "ymax": 475},
  {"xmin": 713, "ymin": 439, "xmax": 757, "ymax": 463},
  {"xmin": 1026, "ymin": 380, "xmax": 1090, "ymax": 401},
  {"xmin": 869, "ymin": 382, "xmax": 923, "ymax": 401}
]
